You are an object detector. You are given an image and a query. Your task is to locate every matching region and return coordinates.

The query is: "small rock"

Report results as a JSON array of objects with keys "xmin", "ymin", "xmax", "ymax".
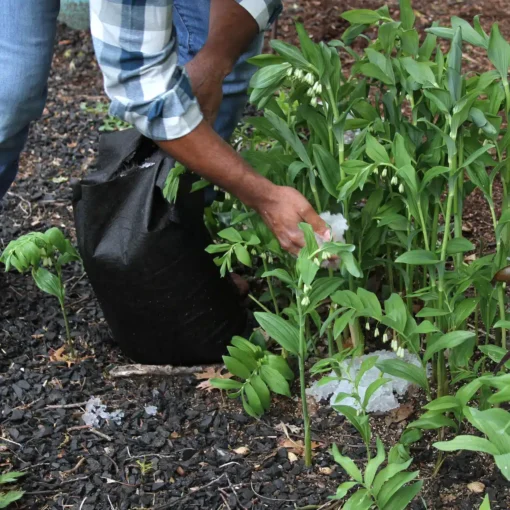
[
  {"xmin": 233, "ymin": 446, "xmax": 250, "ymax": 456},
  {"xmin": 467, "ymin": 481, "xmax": 485, "ymax": 493}
]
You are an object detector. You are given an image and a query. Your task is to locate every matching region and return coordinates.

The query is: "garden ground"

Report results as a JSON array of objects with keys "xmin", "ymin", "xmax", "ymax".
[{"xmin": 1, "ymin": 0, "xmax": 510, "ymax": 508}]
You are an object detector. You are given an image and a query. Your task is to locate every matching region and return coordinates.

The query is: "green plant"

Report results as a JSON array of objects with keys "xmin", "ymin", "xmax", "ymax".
[
  {"xmin": 0, "ymin": 471, "xmax": 24, "ymax": 509},
  {"xmin": 135, "ymin": 459, "xmax": 153, "ymax": 477},
  {"xmin": 480, "ymin": 494, "xmax": 491, "ymax": 509},
  {"xmin": 0, "ymin": 228, "xmax": 81, "ymax": 355},
  {"xmin": 330, "ymin": 438, "xmax": 422, "ymax": 509},
  {"xmin": 80, "ymin": 102, "xmax": 131, "ymax": 131}
]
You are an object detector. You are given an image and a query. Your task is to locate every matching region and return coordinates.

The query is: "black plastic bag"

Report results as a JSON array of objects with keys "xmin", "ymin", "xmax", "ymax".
[{"xmin": 72, "ymin": 129, "xmax": 247, "ymax": 365}]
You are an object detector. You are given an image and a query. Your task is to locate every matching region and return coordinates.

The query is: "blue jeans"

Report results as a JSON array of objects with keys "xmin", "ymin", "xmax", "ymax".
[{"xmin": 0, "ymin": 0, "xmax": 263, "ymax": 200}]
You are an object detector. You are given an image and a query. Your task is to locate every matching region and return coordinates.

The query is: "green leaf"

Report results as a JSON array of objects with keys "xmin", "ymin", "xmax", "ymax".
[
  {"xmin": 454, "ymin": 298, "xmax": 479, "ymax": 328},
  {"xmin": 313, "ymin": 144, "xmax": 340, "ymax": 198},
  {"xmin": 461, "ymin": 144, "xmax": 495, "ymax": 169},
  {"xmin": 377, "ymin": 470, "xmax": 420, "ymax": 508},
  {"xmin": 447, "ymin": 27, "xmax": 463, "ymax": 102},
  {"xmin": 341, "ymin": 9, "xmax": 383, "ymax": 25},
  {"xmin": 366, "ymin": 133, "xmax": 390, "ymax": 164},
  {"xmin": 241, "ymin": 392, "xmax": 258, "ymax": 418},
  {"xmin": 218, "ymin": 227, "xmax": 243, "ymax": 243},
  {"xmin": 33, "ymin": 267, "xmax": 63, "ymax": 301},
  {"xmin": 250, "ymin": 374, "xmax": 271, "ymax": 411},
  {"xmin": 495, "ymin": 453, "xmax": 510, "ymax": 481},
  {"xmin": 382, "ymin": 480, "xmax": 423, "ymax": 510},
  {"xmin": 331, "ymin": 444, "xmax": 363, "ymax": 482},
  {"xmin": 223, "ymin": 356, "xmax": 252, "ymax": 380},
  {"xmin": 365, "ymin": 437, "xmax": 386, "ymax": 487},
  {"xmin": 250, "ymin": 63, "xmax": 291, "ymax": 89},
  {"xmin": 433, "ymin": 436, "xmax": 499, "ymax": 456},
  {"xmin": 333, "ymin": 309, "xmax": 356, "ymax": 339},
  {"xmin": 360, "ymin": 63, "xmax": 395, "ymax": 85},
  {"xmin": 488, "ymin": 24, "xmax": 510, "ymax": 81},
  {"xmin": 423, "ymin": 396, "xmax": 461, "ymax": 412},
  {"xmin": 231, "ymin": 336, "xmax": 259, "ymax": 354},
  {"xmin": 395, "ymin": 250, "xmax": 439, "ymax": 265},
  {"xmin": 372, "ymin": 459, "xmax": 413, "ymax": 497},
  {"xmin": 233, "ymin": 244, "xmax": 252, "ymax": 267},
  {"xmin": 399, "ymin": 0, "xmax": 415, "ymax": 30},
  {"xmin": 376, "ymin": 360, "xmax": 428, "ymax": 391},
  {"xmin": 343, "ymin": 489, "xmax": 373, "ymax": 510},
  {"xmin": 424, "ymin": 331, "xmax": 476, "ymax": 362},
  {"xmin": 401, "ymin": 57, "xmax": 437, "ymax": 86},
  {"xmin": 446, "ymin": 237, "xmax": 475, "ymax": 254},
  {"xmin": 245, "ymin": 382, "xmax": 264, "ymax": 416},
  {"xmin": 296, "ymin": 255, "xmax": 319, "ymax": 286},
  {"xmin": 210, "ymin": 378, "xmax": 244, "ymax": 390},
  {"xmin": 0, "ymin": 491, "xmax": 25, "ymax": 508},
  {"xmin": 255, "ymin": 312, "xmax": 299, "ymax": 355},
  {"xmin": 269, "ymin": 40, "xmax": 312, "ymax": 70},
  {"xmin": 0, "ymin": 472, "xmax": 24, "ymax": 484},
  {"xmin": 329, "ymin": 481, "xmax": 358, "ymax": 500},
  {"xmin": 260, "ymin": 365, "xmax": 291, "ymax": 397},
  {"xmin": 363, "ymin": 378, "xmax": 391, "ymax": 409},
  {"xmin": 227, "ymin": 346, "xmax": 258, "ymax": 371},
  {"xmin": 266, "ymin": 354, "xmax": 295, "ymax": 381},
  {"xmin": 45, "ymin": 227, "xmax": 67, "ymax": 253},
  {"xmin": 408, "ymin": 414, "xmax": 457, "ymax": 430},
  {"xmin": 480, "ymin": 494, "xmax": 492, "ymax": 510},
  {"xmin": 341, "ymin": 252, "xmax": 362, "ymax": 278},
  {"xmin": 308, "ymin": 277, "xmax": 343, "ymax": 310},
  {"xmin": 265, "ymin": 110, "xmax": 312, "ymax": 168},
  {"xmin": 262, "ymin": 269, "xmax": 295, "ymax": 287}
]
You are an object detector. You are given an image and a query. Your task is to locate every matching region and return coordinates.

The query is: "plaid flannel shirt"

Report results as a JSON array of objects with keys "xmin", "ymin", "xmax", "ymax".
[{"xmin": 90, "ymin": 0, "xmax": 281, "ymax": 141}]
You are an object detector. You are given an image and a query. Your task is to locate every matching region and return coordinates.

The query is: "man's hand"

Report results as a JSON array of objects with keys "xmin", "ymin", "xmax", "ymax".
[{"xmin": 254, "ymin": 186, "xmax": 330, "ymax": 255}]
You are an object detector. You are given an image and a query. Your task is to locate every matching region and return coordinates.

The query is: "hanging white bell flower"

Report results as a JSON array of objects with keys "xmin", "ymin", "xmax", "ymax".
[
  {"xmin": 268, "ymin": 255, "xmax": 273, "ymax": 264},
  {"xmin": 251, "ymin": 249, "xmax": 257, "ymax": 256},
  {"xmin": 301, "ymin": 295, "xmax": 310, "ymax": 306},
  {"xmin": 399, "ymin": 183, "xmax": 405, "ymax": 193},
  {"xmin": 313, "ymin": 257, "xmax": 320, "ymax": 266},
  {"xmin": 303, "ymin": 283, "xmax": 312, "ymax": 294},
  {"xmin": 315, "ymin": 83, "xmax": 323, "ymax": 95},
  {"xmin": 391, "ymin": 176, "xmax": 398, "ymax": 186},
  {"xmin": 310, "ymin": 96, "xmax": 318, "ymax": 108},
  {"xmin": 383, "ymin": 333, "xmax": 389, "ymax": 343},
  {"xmin": 225, "ymin": 192, "xmax": 231, "ymax": 200},
  {"xmin": 260, "ymin": 252, "xmax": 267, "ymax": 260},
  {"xmin": 294, "ymin": 69, "xmax": 304, "ymax": 80},
  {"xmin": 365, "ymin": 322, "xmax": 370, "ymax": 331},
  {"xmin": 397, "ymin": 346, "xmax": 405, "ymax": 358},
  {"xmin": 391, "ymin": 339, "xmax": 398, "ymax": 351},
  {"xmin": 322, "ymin": 250, "xmax": 332, "ymax": 261},
  {"xmin": 286, "ymin": 67, "xmax": 294, "ymax": 77},
  {"xmin": 305, "ymin": 72, "xmax": 315, "ymax": 85},
  {"xmin": 374, "ymin": 327, "xmax": 380, "ymax": 338},
  {"xmin": 307, "ymin": 87, "xmax": 315, "ymax": 97},
  {"xmin": 381, "ymin": 168, "xmax": 388, "ymax": 178},
  {"xmin": 373, "ymin": 167, "xmax": 379, "ymax": 175}
]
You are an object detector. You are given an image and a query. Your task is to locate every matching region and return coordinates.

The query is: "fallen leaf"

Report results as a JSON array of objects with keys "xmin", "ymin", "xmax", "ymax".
[
  {"xmin": 176, "ymin": 466, "xmax": 185, "ymax": 477},
  {"xmin": 275, "ymin": 421, "xmax": 301, "ymax": 435},
  {"xmin": 288, "ymin": 452, "xmax": 299, "ymax": 463},
  {"xmin": 306, "ymin": 395, "xmax": 319, "ymax": 416},
  {"xmin": 194, "ymin": 366, "xmax": 232, "ymax": 393},
  {"xmin": 385, "ymin": 403, "xmax": 414, "ymax": 426},
  {"xmin": 278, "ymin": 438, "xmax": 321, "ymax": 456},
  {"xmin": 233, "ymin": 446, "xmax": 250, "ymax": 456},
  {"xmin": 467, "ymin": 482, "xmax": 485, "ymax": 493},
  {"xmin": 319, "ymin": 466, "xmax": 333, "ymax": 475},
  {"xmin": 170, "ymin": 432, "xmax": 180, "ymax": 439},
  {"xmin": 49, "ymin": 346, "xmax": 66, "ymax": 363},
  {"xmin": 464, "ymin": 253, "xmax": 477, "ymax": 263},
  {"xmin": 462, "ymin": 222, "xmax": 473, "ymax": 233}
]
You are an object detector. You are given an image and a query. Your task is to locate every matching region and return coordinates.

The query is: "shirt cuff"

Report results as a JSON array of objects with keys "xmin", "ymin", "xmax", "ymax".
[
  {"xmin": 237, "ymin": 0, "xmax": 283, "ymax": 31},
  {"xmin": 110, "ymin": 70, "xmax": 204, "ymax": 142}
]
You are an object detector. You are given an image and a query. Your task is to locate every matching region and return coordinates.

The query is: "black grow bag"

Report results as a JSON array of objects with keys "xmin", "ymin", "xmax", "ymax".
[{"xmin": 72, "ymin": 129, "xmax": 247, "ymax": 365}]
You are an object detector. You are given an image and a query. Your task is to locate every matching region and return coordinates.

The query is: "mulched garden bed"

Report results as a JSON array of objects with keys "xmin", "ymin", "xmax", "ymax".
[{"xmin": 2, "ymin": 1, "xmax": 510, "ymax": 508}]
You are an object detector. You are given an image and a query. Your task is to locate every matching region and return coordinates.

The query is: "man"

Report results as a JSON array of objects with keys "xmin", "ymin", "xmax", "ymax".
[{"xmin": 0, "ymin": 0, "xmax": 328, "ymax": 253}]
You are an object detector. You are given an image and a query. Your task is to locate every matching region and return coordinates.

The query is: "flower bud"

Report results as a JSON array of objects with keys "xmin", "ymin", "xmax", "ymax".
[
  {"xmin": 225, "ymin": 192, "xmax": 231, "ymax": 200},
  {"xmin": 268, "ymin": 255, "xmax": 273, "ymax": 264},
  {"xmin": 391, "ymin": 339, "xmax": 398, "ymax": 351},
  {"xmin": 315, "ymin": 83, "xmax": 323, "ymax": 94},
  {"xmin": 322, "ymin": 250, "xmax": 332, "ymax": 261},
  {"xmin": 310, "ymin": 96, "xmax": 318, "ymax": 108},
  {"xmin": 307, "ymin": 87, "xmax": 314, "ymax": 97},
  {"xmin": 397, "ymin": 346, "xmax": 405, "ymax": 358},
  {"xmin": 301, "ymin": 295, "xmax": 310, "ymax": 306},
  {"xmin": 251, "ymin": 249, "xmax": 257, "ymax": 256},
  {"xmin": 399, "ymin": 183, "xmax": 405, "ymax": 193},
  {"xmin": 391, "ymin": 176, "xmax": 398, "ymax": 186},
  {"xmin": 373, "ymin": 167, "xmax": 379, "ymax": 175},
  {"xmin": 294, "ymin": 69, "xmax": 304, "ymax": 80},
  {"xmin": 374, "ymin": 327, "xmax": 380, "ymax": 338},
  {"xmin": 383, "ymin": 333, "xmax": 389, "ymax": 343},
  {"xmin": 382, "ymin": 168, "xmax": 388, "ymax": 178},
  {"xmin": 313, "ymin": 257, "xmax": 320, "ymax": 266},
  {"xmin": 365, "ymin": 322, "xmax": 370, "ymax": 331},
  {"xmin": 306, "ymin": 72, "xmax": 315, "ymax": 85},
  {"xmin": 286, "ymin": 67, "xmax": 294, "ymax": 77},
  {"xmin": 303, "ymin": 284, "xmax": 312, "ymax": 293},
  {"xmin": 260, "ymin": 252, "xmax": 267, "ymax": 260}
]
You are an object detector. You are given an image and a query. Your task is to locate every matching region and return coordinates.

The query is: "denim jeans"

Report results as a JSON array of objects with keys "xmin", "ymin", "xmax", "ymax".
[{"xmin": 0, "ymin": 0, "xmax": 263, "ymax": 200}]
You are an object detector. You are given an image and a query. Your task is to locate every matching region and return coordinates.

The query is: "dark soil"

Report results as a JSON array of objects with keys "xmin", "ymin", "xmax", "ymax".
[{"xmin": 2, "ymin": 1, "xmax": 510, "ymax": 508}]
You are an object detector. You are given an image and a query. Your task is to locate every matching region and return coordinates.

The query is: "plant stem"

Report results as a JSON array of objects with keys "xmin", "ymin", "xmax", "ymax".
[
  {"xmin": 497, "ymin": 285, "xmax": 507, "ymax": 349},
  {"xmin": 386, "ymin": 243, "xmax": 394, "ymax": 294},
  {"xmin": 297, "ymin": 297, "xmax": 312, "ymax": 467},
  {"xmin": 248, "ymin": 294, "xmax": 272, "ymax": 314},
  {"xmin": 263, "ymin": 258, "xmax": 279, "ymax": 315},
  {"xmin": 56, "ymin": 268, "xmax": 75, "ymax": 358}
]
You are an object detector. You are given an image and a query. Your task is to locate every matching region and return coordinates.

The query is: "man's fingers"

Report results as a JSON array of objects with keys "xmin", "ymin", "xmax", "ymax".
[{"xmin": 301, "ymin": 208, "xmax": 330, "ymax": 239}]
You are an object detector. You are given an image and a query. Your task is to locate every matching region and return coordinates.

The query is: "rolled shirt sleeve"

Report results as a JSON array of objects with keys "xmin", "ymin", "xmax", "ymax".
[{"xmin": 90, "ymin": 0, "xmax": 282, "ymax": 141}]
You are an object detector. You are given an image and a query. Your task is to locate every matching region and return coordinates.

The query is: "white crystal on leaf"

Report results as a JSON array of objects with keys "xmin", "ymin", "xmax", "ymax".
[
  {"xmin": 82, "ymin": 396, "xmax": 124, "ymax": 427},
  {"xmin": 307, "ymin": 350, "xmax": 428, "ymax": 415}
]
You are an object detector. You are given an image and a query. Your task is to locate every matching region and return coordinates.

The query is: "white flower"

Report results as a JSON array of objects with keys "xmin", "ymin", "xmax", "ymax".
[
  {"xmin": 365, "ymin": 322, "xmax": 370, "ymax": 331},
  {"xmin": 268, "ymin": 255, "xmax": 273, "ymax": 264},
  {"xmin": 315, "ymin": 83, "xmax": 323, "ymax": 95},
  {"xmin": 251, "ymin": 249, "xmax": 257, "ymax": 256},
  {"xmin": 382, "ymin": 168, "xmax": 388, "ymax": 178},
  {"xmin": 301, "ymin": 295, "xmax": 310, "ymax": 306},
  {"xmin": 286, "ymin": 67, "xmax": 294, "ymax": 77},
  {"xmin": 331, "ymin": 303, "xmax": 338, "ymax": 310},
  {"xmin": 397, "ymin": 346, "xmax": 405, "ymax": 358},
  {"xmin": 374, "ymin": 327, "xmax": 380, "ymax": 338},
  {"xmin": 391, "ymin": 176, "xmax": 398, "ymax": 186},
  {"xmin": 383, "ymin": 333, "xmax": 389, "ymax": 343},
  {"xmin": 310, "ymin": 96, "xmax": 318, "ymax": 108},
  {"xmin": 373, "ymin": 167, "xmax": 379, "ymax": 175},
  {"xmin": 322, "ymin": 250, "xmax": 332, "ymax": 260},
  {"xmin": 303, "ymin": 284, "xmax": 312, "ymax": 293},
  {"xmin": 399, "ymin": 183, "xmax": 405, "ymax": 193},
  {"xmin": 391, "ymin": 339, "xmax": 398, "ymax": 351},
  {"xmin": 225, "ymin": 192, "xmax": 231, "ymax": 200},
  {"xmin": 307, "ymin": 87, "xmax": 315, "ymax": 97},
  {"xmin": 260, "ymin": 252, "xmax": 267, "ymax": 260},
  {"xmin": 313, "ymin": 257, "xmax": 320, "ymax": 266},
  {"xmin": 294, "ymin": 69, "xmax": 304, "ymax": 80},
  {"xmin": 305, "ymin": 72, "xmax": 315, "ymax": 85}
]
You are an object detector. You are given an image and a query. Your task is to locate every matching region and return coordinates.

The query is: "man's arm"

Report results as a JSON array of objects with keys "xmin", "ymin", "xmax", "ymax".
[{"xmin": 90, "ymin": 0, "xmax": 329, "ymax": 254}]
